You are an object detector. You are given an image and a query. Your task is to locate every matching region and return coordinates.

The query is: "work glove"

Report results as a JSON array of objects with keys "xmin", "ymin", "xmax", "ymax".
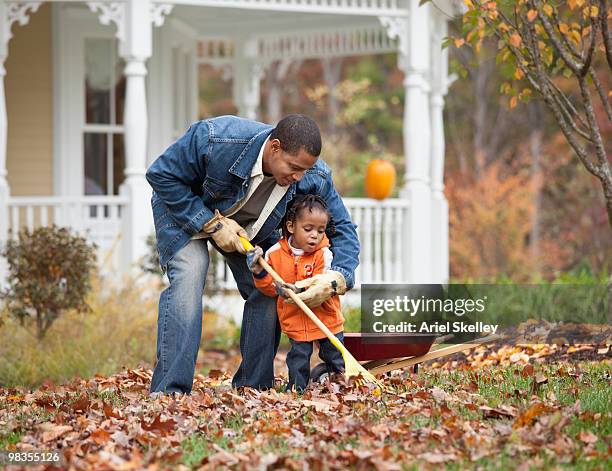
[
  {"xmin": 286, "ymin": 271, "xmax": 347, "ymax": 308},
  {"xmin": 246, "ymin": 246, "xmax": 265, "ymax": 274},
  {"xmin": 273, "ymin": 281, "xmax": 302, "ymax": 299},
  {"xmin": 203, "ymin": 209, "xmax": 248, "ymax": 254}
]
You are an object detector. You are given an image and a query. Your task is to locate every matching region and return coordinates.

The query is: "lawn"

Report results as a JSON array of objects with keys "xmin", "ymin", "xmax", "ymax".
[{"xmin": 0, "ymin": 345, "xmax": 610, "ymax": 470}]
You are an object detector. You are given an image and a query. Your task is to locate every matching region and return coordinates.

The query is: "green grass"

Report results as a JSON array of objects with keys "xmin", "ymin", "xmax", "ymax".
[
  {"xmin": 177, "ymin": 362, "xmax": 611, "ymax": 469},
  {"xmin": 0, "ymin": 431, "xmax": 22, "ymax": 449},
  {"xmin": 181, "ymin": 431, "xmax": 232, "ymax": 467}
]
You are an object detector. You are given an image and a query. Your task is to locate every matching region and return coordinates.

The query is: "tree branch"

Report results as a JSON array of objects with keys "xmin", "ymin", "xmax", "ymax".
[
  {"xmin": 545, "ymin": 79, "xmax": 595, "ymax": 140},
  {"xmin": 552, "ymin": 7, "xmax": 582, "ymax": 59},
  {"xmin": 522, "ymin": 9, "xmax": 595, "ymax": 142},
  {"xmin": 580, "ymin": 6, "xmax": 599, "ymax": 76},
  {"xmin": 578, "ymin": 76, "xmax": 609, "ymax": 170},
  {"xmin": 526, "ymin": 11, "xmax": 602, "ymax": 177},
  {"xmin": 599, "ymin": 0, "xmax": 612, "ymax": 71},
  {"xmin": 532, "ymin": 0, "xmax": 582, "ymax": 74},
  {"xmin": 589, "ymin": 69, "xmax": 612, "ymax": 122}
]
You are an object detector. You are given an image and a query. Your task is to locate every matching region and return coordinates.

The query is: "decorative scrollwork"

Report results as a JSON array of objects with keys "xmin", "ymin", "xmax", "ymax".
[
  {"xmin": 87, "ymin": 2, "xmax": 125, "ymax": 43},
  {"xmin": 150, "ymin": 3, "xmax": 173, "ymax": 27},
  {"xmin": 378, "ymin": 16, "xmax": 408, "ymax": 55},
  {"xmin": 3, "ymin": 2, "xmax": 41, "ymax": 46}
]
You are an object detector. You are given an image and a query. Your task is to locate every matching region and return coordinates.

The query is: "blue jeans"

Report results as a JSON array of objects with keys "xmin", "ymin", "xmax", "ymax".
[
  {"xmin": 150, "ymin": 239, "xmax": 281, "ymax": 394},
  {"xmin": 286, "ymin": 332, "xmax": 345, "ymax": 391}
]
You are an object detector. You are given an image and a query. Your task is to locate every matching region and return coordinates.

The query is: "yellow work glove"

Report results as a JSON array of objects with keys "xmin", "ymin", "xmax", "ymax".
[
  {"xmin": 203, "ymin": 210, "xmax": 248, "ymax": 254},
  {"xmin": 286, "ymin": 271, "xmax": 347, "ymax": 308}
]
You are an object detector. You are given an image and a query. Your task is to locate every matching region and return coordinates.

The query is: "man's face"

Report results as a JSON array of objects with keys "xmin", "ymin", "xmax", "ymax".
[{"xmin": 263, "ymin": 139, "xmax": 318, "ymax": 187}]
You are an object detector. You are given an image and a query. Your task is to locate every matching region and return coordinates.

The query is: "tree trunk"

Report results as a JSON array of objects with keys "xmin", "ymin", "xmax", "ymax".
[
  {"xmin": 322, "ymin": 58, "xmax": 343, "ymax": 136},
  {"xmin": 528, "ymin": 102, "xmax": 544, "ymax": 274},
  {"xmin": 472, "ymin": 58, "xmax": 491, "ymax": 178},
  {"xmin": 266, "ymin": 62, "xmax": 283, "ymax": 125}
]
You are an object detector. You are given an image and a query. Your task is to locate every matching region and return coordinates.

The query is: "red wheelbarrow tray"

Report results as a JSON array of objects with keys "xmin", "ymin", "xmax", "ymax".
[{"xmin": 343, "ymin": 333, "xmax": 436, "ymax": 361}]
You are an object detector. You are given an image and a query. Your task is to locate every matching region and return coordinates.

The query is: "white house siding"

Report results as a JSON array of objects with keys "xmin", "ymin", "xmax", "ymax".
[{"xmin": 6, "ymin": 3, "xmax": 53, "ymax": 197}]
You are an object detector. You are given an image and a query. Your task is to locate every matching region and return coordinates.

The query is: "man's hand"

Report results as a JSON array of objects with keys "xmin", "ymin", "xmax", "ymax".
[
  {"xmin": 246, "ymin": 246, "xmax": 264, "ymax": 274},
  {"xmin": 203, "ymin": 210, "xmax": 248, "ymax": 254},
  {"xmin": 286, "ymin": 271, "xmax": 347, "ymax": 308}
]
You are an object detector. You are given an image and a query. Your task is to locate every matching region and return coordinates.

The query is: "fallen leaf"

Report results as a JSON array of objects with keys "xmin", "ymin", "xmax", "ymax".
[
  {"xmin": 90, "ymin": 428, "xmax": 111, "ymax": 445},
  {"xmin": 513, "ymin": 403, "xmax": 551, "ymax": 428},
  {"xmin": 521, "ymin": 364, "xmax": 535, "ymax": 378},
  {"xmin": 480, "ymin": 405, "xmax": 516, "ymax": 419},
  {"xmin": 141, "ymin": 415, "xmax": 176, "ymax": 436},
  {"xmin": 578, "ymin": 430, "xmax": 598, "ymax": 444},
  {"xmin": 37, "ymin": 423, "xmax": 73, "ymax": 443},
  {"xmin": 419, "ymin": 451, "xmax": 457, "ymax": 463}
]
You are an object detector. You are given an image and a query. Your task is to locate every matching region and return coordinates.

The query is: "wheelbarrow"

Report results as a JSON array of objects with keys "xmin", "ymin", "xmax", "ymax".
[{"xmin": 311, "ymin": 333, "xmax": 500, "ymax": 382}]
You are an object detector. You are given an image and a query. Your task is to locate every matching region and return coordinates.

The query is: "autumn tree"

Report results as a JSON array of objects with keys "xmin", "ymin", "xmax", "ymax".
[{"xmin": 436, "ymin": 0, "xmax": 612, "ymax": 230}]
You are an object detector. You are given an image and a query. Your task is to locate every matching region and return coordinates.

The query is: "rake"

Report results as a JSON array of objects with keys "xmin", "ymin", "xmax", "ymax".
[{"xmin": 240, "ymin": 237, "xmax": 385, "ymax": 391}]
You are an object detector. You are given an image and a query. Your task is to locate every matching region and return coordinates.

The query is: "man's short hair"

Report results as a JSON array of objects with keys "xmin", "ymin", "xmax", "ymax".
[{"xmin": 270, "ymin": 114, "xmax": 322, "ymax": 157}]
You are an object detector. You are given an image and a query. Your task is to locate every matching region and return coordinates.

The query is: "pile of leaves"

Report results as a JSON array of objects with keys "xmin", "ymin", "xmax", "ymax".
[{"xmin": 1, "ymin": 355, "xmax": 610, "ymax": 469}]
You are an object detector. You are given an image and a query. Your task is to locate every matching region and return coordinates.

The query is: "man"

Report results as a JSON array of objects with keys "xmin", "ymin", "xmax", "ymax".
[{"xmin": 146, "ymin": 114, "xmax": 359, "ymax": 394}]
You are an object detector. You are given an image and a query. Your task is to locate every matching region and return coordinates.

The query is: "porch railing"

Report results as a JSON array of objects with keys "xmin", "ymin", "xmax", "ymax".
[
  {"xmin": 5, "ymin": 196, "xmax": 129, "ymax": 270},
  {"xmin": 209, "ymin": 197, "xmax": 410, "ymax": 290},
  {"xmin": 2, "ymin": 196, "xmax": 410, "ymax": 287}
]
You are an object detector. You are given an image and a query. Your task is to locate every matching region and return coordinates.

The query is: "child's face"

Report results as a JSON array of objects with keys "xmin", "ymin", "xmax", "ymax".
[{"xmin": 286, "ymin": 208, "xmax": 328, "ymax": 253}]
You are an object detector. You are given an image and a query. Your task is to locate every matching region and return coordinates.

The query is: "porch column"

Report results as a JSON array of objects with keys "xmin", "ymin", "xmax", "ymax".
[
  {"xmin": 89, "ymin": 1, "xmax": 172, "ymax": 273},
  {"xmin": 430, "ymin": 10, "xmax": 450, "ymax": 284},
  {"xmin": 87, "ymin": 0, "xmax": 145, "ymax": 273},
  {"xmin": 233, "ymin": 37, "xmax": 262, "ymax": 120},
  {"xmin": 381, "ymin": 0, "xmax": 433, "ymax": 283}
]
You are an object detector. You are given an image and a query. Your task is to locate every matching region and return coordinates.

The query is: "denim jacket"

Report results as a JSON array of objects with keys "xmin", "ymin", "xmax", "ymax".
[{"xmin": 145, "ymin": 116, "xmax": 360, "ymax": 289}]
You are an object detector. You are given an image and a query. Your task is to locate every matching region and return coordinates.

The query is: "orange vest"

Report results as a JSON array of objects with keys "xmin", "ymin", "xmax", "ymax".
[{"xmin": 254, "ymin": 235, "xmax": 344, "ymax": 342}]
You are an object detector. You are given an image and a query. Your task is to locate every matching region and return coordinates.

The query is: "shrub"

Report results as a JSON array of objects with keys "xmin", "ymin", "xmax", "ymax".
[
  {"xmin": 139, "ymin": 232, "xmax": 163, "ymax": 277},
  {"xmin": 0, "ymin": 225, "xmax": 97, "ymax": 339},
  {"xmin": 0, "ymin": 275, "xmax": 158, "ymax": 388}
]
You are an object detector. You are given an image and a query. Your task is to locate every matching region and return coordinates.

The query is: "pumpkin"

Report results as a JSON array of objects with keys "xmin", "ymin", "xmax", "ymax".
[{"xmin": 364, "ymin": 159, "xmax": 396, "ymax": 200}]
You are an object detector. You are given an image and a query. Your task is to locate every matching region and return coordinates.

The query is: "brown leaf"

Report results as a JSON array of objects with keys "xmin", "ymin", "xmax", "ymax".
[
  {"xmin": 34, "ymin": 396, "xmax": 56, "ymax": 411},
  {"xmin": 431, "ymin": 386, "xmax": 451, "ymax": 402},
  {"xmin": 208, "ymin": 369, "xmax": 224, "ymax": 379},
  {"xmin": 521, "ymin": 364, "xmax": 535, "ymax": 378},
  {"xmin": 38, "ymin": 423, "xmax": 73, "ymax": 443},
  {"xmin": 111, "ymin": 430, "xmax": 131, "ymax": 447},
  {"xmin": 90, "ymin": 428, "xmax": 111, "ymax": 445},
  {"xmin": 419, "ymin": 451, "xmax": 457, "ymax": 463},
  {"xmin": 513, "ymin": 403, "xmax": 551, "ymax": 428},
  {"xmin": 71, "ymin": 394, "xmax": 91, "ymax": 412},
  {"xmin": 103, "ymin": 402, "xmax": 121, "ymax": 419},
  {"xmin": 480, "ymin": 405, "xmax": 516, "ymax": 419},
  {"xmin": 141, "ymin": 414, "xmax": 176, "ymax": 436},
  {"xmin": 578, "ymin": 430, "xmax": 598, "ymax": 444},
  {"xmin": 301, "ymin": 399, "xmax": 333, "ymax": 412},
  {"xmin": 531, "ymin": 373, "xmax": 548, "ymax": 395}
]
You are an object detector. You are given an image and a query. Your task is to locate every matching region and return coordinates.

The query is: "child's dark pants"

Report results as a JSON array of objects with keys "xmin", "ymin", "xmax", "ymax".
[{"xmin": 286, "ymin": 332, "xmax": 345, "ymax": 391}]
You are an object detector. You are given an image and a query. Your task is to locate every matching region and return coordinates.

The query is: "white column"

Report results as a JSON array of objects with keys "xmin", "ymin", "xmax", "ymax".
[
  {"xmin": 233, "ymin": 37, "xmax": 262, "ymax": 120},
  {"xmin": 430, "ymin": 11, "xmax": 450, "ymax": 284},
  {"xmin": 382, "ymin": 1, "xmax": 433, "ymax": 283},
  {"xmin": 89, "ymin": 1, "xmax": 172, "ymax": 272},
  {"xmin": 119, "ymin": 0, "xmax": 153, "ymax": 272},
  {"xmin": 120, "ymin": 56, "xmax": 151, "ymax": 271}
]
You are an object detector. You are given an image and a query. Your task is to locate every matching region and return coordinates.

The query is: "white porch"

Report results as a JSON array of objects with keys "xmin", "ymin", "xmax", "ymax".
[{"xmin": 0, "ymin": 0, "xmax": 457, "ymax": 287}]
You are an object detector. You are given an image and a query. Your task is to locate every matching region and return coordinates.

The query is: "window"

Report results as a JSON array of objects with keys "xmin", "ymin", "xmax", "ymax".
[{"xmin": 83, "ymin": 38, "xmax": 126, "ymax": 196}]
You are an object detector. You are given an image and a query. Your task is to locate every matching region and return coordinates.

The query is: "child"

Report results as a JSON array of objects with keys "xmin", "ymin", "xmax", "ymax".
[{"xmin": 246, "ymin": 194, "xmax": 345, "ymax": 391}]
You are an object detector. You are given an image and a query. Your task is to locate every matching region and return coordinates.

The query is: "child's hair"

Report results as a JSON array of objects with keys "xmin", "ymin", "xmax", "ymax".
[{"xmin": 281, "ymin": 194, "xmax": 336, "ymax": 239}]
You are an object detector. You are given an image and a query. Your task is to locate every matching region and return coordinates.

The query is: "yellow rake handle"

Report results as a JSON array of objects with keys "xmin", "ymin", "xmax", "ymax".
[{"xmin": 241, "ymin": 237, "xmax": 344, "ymax": 352}]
